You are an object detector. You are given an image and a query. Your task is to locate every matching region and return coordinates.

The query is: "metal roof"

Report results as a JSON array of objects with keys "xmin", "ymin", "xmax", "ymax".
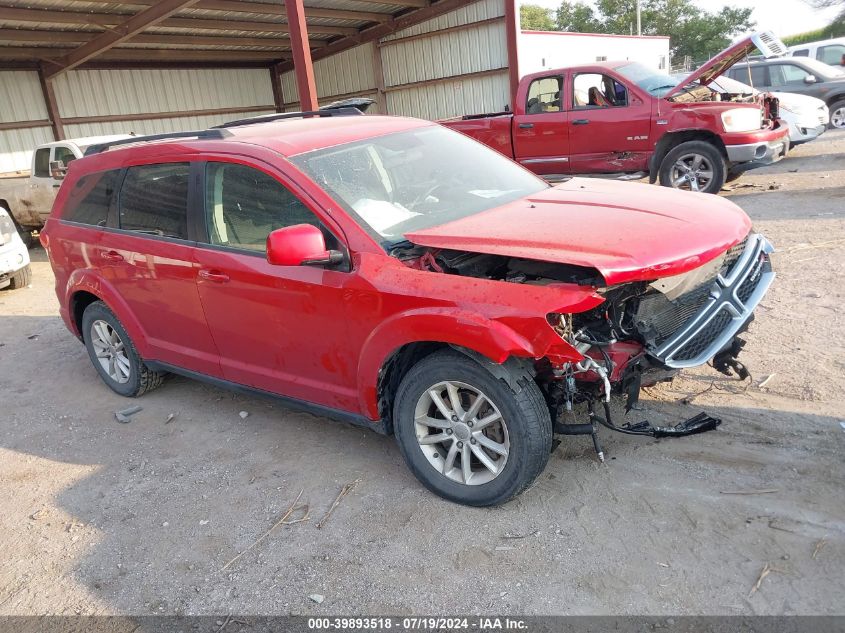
[{"xmin": 0, "ymin": 0, "xmax": 420, "ymax": 68}]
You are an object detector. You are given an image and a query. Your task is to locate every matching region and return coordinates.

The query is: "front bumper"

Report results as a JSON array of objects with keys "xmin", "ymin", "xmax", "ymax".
[
  {"xmin": 648, "ymin": 233, "xmax": 775, "ymax": 369},
  {"xmin": 725, "ymin": 136, "xmax": 789, "ymax": 170},
  {"xmin": 788, "ymin": 121, "xmax": 826, "ymax": 144},
  {"xmin": 0, "ymin": 234, "xmax": 30, "ymax": 287}
]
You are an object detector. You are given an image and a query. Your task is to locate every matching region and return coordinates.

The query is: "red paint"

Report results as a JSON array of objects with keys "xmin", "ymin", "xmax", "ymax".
[
  {"xmin": 441, "ymin": 35, "xmax": 791, "ymax": 180},
  {"xmin": 504, "ymin": 0, "xmax": 520, "ymax": 109},
  {"xmin": 42, "ymin": 114, "xmax": 756, "ymax": 425}
]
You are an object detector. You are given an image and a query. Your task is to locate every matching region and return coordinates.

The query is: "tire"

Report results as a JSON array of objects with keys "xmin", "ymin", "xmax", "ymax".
[
  {"xmin": 81, "ymin": 301, "xmax": 165, "ymax": 397},
  {"xmin": 829, "ymin": 99, "xmax": 845, "ymax": 130},
  {"xmin": 724, "ymin": 170, "xmax": 744, "ymax": 184},
  {"xmin": 658, "ymin": 141, "xmax": 727, "ymax": 194},
  {"xmin": 7, "ymin": 264, "xmax": 31, "ymax": 289},
  {"xmin": 393, "ymin": 350, "xmax": 552, "ymax": 506}
]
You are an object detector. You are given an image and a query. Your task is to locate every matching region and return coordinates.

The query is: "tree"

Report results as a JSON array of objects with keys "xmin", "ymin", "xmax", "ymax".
[
  {"xmin": 552, "ymin": 0, "xmax": 755, "ymax": 63},
  {"xmin": 520, "ymin": 4, "xmax": 556, "ymax": 31}
]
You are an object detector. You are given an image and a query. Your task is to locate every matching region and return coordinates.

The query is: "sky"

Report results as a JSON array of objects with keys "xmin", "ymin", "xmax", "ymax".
[{"xmin": 521, "ymin": 0, "xmax": 842, "ymax": 38}]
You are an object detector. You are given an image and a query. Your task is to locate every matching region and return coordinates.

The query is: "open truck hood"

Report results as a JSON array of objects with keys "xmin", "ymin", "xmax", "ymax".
[
  {"xmin": 664, "ymin": 31, "xmax": 787, "ymax": 100},
  {"xmin": 404, "ymin": 178, "xmax": 751, "ymax": 286}
]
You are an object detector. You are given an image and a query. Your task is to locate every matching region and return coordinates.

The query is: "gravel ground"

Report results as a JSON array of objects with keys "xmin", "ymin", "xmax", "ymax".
[{"xmin": 0, "ymin": 130, "xmax": 843, "ymax": 617}]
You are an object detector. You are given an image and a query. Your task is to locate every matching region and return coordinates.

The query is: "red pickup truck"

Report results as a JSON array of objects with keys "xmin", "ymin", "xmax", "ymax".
[{"xmin": 443, "ymin": 32, "xmax": 791, "ymax": 194}]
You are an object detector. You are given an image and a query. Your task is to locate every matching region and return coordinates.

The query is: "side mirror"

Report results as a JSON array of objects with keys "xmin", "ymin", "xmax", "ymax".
[
  {"xmin": 804, "ymin": 74, "xmax": 816, "ymax": 84},
  {"xmin": 266, "ymin": 224, "xmax": 344, "ymax": 267},
  {"xmin": 49, "ymin": 160, "xmax": 67, "ymax": 179}
]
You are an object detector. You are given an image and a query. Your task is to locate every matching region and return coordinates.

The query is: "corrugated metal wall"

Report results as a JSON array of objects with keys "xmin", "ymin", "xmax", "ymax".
[
  {"xmin": 0, "ymin": 71, "xmax": 52, "ymax": 174},
  {"xmin": 53, "ymin": 68, "xmax": 274, "ymax": 119},
  {"xmin": 281, "ymin": 0, "xmax": 507, "ymax": 120},
  {"xmin": 0, "ymin": 68, "xmax": 275, "ymax": 174},
  {"xmin": 281, "ymin": 42, "xmax": 378, "ymax": 108}
]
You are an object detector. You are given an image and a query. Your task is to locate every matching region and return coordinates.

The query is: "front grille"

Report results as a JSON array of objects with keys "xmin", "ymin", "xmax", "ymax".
[
  {"xmin": 643, "ymin": 233, "xmax": 775, "ymax": 368},
  {"xmin": 672, "ymin": 309, "xmax": 733, "ymax": 361},
  {"xmin": 635, "ymin": 284, "xmax": 713, "ymax": 347}
]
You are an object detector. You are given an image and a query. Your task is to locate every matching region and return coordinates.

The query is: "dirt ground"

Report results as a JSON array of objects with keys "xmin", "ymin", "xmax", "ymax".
[{"xmin": 1, "ymin": 130, "xmax": 843, "ymax": 617}]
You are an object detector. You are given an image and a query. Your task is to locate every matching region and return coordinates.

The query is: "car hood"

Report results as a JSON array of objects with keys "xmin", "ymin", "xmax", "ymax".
[
  {"xmin": 771, "ymin": 91, "xmax": 827, "ymax": 109},
  {"xmin": 404, "ymin": 178, "xmax": 752, "ymax": 286},
  {"xmin": 664, "ymin": 31, "xmax": 787, "ymax": 100}
]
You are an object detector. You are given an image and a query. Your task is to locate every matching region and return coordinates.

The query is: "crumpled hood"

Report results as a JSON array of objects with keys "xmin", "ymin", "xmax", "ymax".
[
  {"xmin": 665, "ymin": 31, "xmax": 787, "ymax": 99},
  {"xmin": 404, "ymin": 178, "xmax": 752, "ymax": 286}
]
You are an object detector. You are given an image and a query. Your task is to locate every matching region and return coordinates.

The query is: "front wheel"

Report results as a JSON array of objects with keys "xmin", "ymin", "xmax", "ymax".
[
  {"xmin": 658, "ymin": 141, "xmax": 726, "ymax": 194},
  {"xmin": 82, "ymin": 301, "xmax": 165, "ymax": 397},
  {"xmin": 393, "ymin": 350, "xmax": 552, "ymax": 506},
  {"xmin": 829, "ymin": 99, "xmax": 845, "ymax": 129}
]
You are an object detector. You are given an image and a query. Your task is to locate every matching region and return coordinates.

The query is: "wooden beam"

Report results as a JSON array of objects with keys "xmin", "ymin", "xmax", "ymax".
[
  {"xmin": 371, "ymin": 40, "xmax": 387, "ymax": 113},
  {"xmin": 0, "ymin": 29, "xmax": 305, "ymax": 49},
  {"xmin": 44, "ymin": 0, "xmax": 201, "ymax": 78},
  {"xmin": 0, "ymin": 119, "xmax": 52, "ymax": 132},
  {"xmin": 504, "ymin": 0, "xmax": 519, "ymax": 109},
  {"xmin": 0, "ymin": 7, "xmax": 354, "ymax": 36},
  {"xmin": 269, "ymin": 62, "xmax": 284, "ymax": 112},
  {"xmin": 62, "ymin": 104, "xmax": 273, "ymax": 125},
  {"xmin": 279, "ymin": 0, "xmax": 478, "ymax": 70},
  {"xmin": 37, "ymin": 65, "xmax": 65, "ymax": 140},
  {"xmin": 0, "ymin": 48, "xmax": 289, "ymax": 63},
  {"xmin": 286, "ymin": 0, "xmax": 318, "ymax": 111},
  {"xmin": 77, "ymin": 0, "xmax": 425, "ymax": 11}
]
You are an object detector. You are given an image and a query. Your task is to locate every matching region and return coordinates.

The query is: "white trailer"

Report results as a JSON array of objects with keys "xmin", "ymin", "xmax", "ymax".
[{"xmin": 518, "ymin": 30, "xmax": 671, "ymax": 76}]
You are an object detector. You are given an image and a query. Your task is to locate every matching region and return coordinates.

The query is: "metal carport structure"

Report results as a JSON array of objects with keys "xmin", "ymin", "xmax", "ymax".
[{"xmin": 0, "ymin": 0, "xmax": 519, "ymax": 151}]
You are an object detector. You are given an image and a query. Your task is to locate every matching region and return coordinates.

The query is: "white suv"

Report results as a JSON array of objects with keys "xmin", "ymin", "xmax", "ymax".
[{"xmin": 0, "ymin": 206, "xmax": 31, "ymax": 290}]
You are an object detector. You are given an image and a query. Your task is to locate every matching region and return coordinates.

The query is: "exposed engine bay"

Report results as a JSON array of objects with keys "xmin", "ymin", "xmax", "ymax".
[{"xmin": 392, "ymin": 231, "xmax": 775, "ymax": 459}]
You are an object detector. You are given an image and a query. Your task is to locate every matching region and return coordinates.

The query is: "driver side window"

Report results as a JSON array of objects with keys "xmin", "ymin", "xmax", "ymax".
[
  {"xmin": 770, "ymin": 64, "xmax": 810, "ymax": 87},
  {"xmin": 204, "ymin": 162, "xmax": 323, "ymax": 253},
  {"xmin": 525, "ymin": 76, "xmax": 562, "ymax": 114},
  {"xmin": 573, "ymin": 73, "xmax": 628, "ymax": 108}
]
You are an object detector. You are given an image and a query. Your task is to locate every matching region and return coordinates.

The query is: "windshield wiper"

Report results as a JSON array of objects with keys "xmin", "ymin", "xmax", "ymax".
[{"xmin": 385, "ymin": 237, "xmax": 413, "ymax": 251}]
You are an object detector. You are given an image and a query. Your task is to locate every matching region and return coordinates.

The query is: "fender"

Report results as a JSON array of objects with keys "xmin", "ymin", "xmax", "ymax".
[
  {"xmin": 65, "ymin": 270, "xmax": 153, "ymax": 358},
  {"xmin": 355, "ymin": 307, "xmax": 585, "ymax": 419}
]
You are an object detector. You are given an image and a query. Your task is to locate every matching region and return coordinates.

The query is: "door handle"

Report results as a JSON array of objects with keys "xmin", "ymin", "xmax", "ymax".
[
  {"xmin": 518, "ymin": 122, "xmax": 534, "ymax": 129},
  {"xmin": 101, "ymin": 250, "xmax": 124, "ymax": 263},
  {"xmin": 198, "ymin": 269, "xmax": 230, "ymax": 283},
  {"xmin": 572, "ymin": 119, "xmax": 590, "ymax": 125}
]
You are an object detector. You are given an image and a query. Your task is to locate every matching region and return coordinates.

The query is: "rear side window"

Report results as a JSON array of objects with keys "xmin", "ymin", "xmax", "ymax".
[
  {"xmin": 732, "ymin": 65, "xmax": 767, "ymax": 87},
  {"xmin": 34, "ymin": 148, "xmax": 50, "ymax": 178},
  {"xmin": 63, "ymin": 170, "xmax": 120, "ymax": 226},
  {"xmin": 525, "ymin": 76, "xmax": 562, "ymax": 114},
  {"xmin": 204, "ymin": 162, "xmax": 321, "ymax": 252},
  {"xmin": 791, "ymin": 49, "xmax": 809, "ymax": 57},
  {"xmin": 818, "ymin": 44, "xmax": 845, "ymax": 65},
  {"xmin": 119, "ymin": 163, "xmax": 190, "ymax": 240}
]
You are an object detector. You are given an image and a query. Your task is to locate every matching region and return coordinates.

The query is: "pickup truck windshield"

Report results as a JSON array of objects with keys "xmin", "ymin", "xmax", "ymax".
[
  {"xmin": 616, "ymin": 62, "xmax": 679, "ymax": 97},
  {"xmin": 291, "ymin": 125, "xmax": 548, "ymax": 245}
]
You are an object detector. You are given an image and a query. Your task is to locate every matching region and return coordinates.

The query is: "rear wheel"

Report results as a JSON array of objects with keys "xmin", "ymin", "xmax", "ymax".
[
  {"xmin": 829, "ymin": 99, "xmax": 845, "ymax": 129},
  {"xmin": 658, "ymin": 141, "xmax": 726, "ymax": 194},
  {"xmin": 393, "ymin": 350, "xmax": 552, "ymax": 506},
  {"xmin": 7, "ymin": 264, "xmax": 31, "ymax": 289},
  {"xmin": 82, "ymin": 301, "xmax": 165, "ymax": 397}
]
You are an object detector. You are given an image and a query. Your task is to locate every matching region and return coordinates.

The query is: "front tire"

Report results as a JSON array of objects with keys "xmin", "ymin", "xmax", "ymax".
[
  {"xmin": 82, "ymin": 301, "xmax": 165, "ymax": 397},
  {"xmin": 658, "ymin": 141, "xmax": 726, "ymax": 194},
  {"xmin": 829, "ymin": 99, "xmax": 845, "ymax": 129},
  {"xmin": 393, "ymin": 350, "xmax": 552, "ymax": 506},
  {"xmin": 7, "ymin": 264, "xmax": 31, "ymax": 289}
]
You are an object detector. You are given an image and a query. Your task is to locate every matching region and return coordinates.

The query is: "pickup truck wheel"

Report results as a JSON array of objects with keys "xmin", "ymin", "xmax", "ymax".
[
  {"xmin": 830, "ymin": 99, "xmax": 845, "ymax": 129},
  {"xmin": 7, "ymin": 264, "xmax": 31, "ymax": 289},
  {"xmin": 393, "ymin": 350, "xmax": 551, "ymax": 506},
  {"xmin": 82, "ymin": 301, "xmax": 165, "ymax": 397},
  {"xmin": 658, "ymin": 141, "xmax": 726, "ymax": 194}
]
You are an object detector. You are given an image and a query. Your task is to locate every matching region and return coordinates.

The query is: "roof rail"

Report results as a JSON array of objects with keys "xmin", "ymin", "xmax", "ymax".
[
  {"xmin": 83, "ymin": 128, "xmax": 232, "ymax": 156},
  {"xmin": 213, "ymin": 107, "xmax": 363, "ymax": 129}
]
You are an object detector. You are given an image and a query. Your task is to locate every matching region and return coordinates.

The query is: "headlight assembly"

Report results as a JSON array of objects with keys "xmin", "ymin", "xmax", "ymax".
[{"xmin": 721, "ymin": 107, "xmax": 762, "ymax": 132}]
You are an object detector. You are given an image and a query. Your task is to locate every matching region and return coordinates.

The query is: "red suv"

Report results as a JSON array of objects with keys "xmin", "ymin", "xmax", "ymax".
[{"xmin": 41, "ymin": 111, "xmax": 774, "ymax": 506}]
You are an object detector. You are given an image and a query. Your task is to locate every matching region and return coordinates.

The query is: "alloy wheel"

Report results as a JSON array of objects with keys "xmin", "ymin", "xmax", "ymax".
[
  {"xmin": 832, "ymin": 106, "xmax": 845, "ymax": 129},
  {"xmin": 670, "ymin": 152, "xmax": 714, "ymax": 192},
  {"xmin": 90, "ymin": 319, "xmax": 131, "ymax": 384},
  {"xmin": 414, "ymin": 380, "xmax": 510, "ymax": 486}
]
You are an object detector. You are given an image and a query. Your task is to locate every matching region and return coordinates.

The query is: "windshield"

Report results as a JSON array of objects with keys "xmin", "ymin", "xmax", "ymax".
[
  {"xmin": 291, "ymin": 125, "xmax": 549, "ymax": 245},
  {"xmin": 616, "ymin": 62, "xmax": 678, "ymax": 97}
]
